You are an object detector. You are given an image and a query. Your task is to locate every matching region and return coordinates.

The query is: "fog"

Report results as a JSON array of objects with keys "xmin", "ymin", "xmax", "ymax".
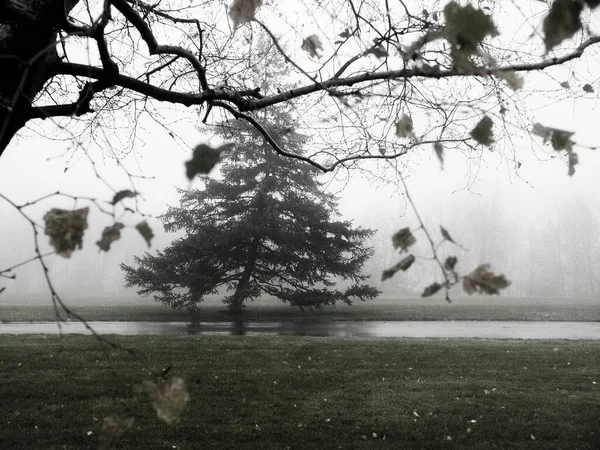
[{"xmin": 1, "ymin": 100, "xmax": 600, "ymax": 305}]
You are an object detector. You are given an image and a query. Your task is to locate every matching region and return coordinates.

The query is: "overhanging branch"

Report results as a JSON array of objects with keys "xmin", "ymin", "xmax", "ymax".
[
  {"xmin": 24, "ymin": 35, "xmax": 600, "ymax": 144},
  {"xmin": 212, "ymin": 100, "xmax": 466, "ymax": 173},
  {"xmin": 110, "ymin": 0, "xmax": 209, "ymax": 91}
]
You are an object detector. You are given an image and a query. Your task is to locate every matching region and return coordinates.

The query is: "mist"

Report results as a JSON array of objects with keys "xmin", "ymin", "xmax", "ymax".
[{"xmin": 2, "ymin": 117, "xmax": 600, "ymax": 305}]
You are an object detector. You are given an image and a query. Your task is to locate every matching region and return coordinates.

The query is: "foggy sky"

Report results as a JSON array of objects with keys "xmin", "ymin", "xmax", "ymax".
[{"xmin": 2, "ymin": 74, "xmax": 600, "ymax": 304}]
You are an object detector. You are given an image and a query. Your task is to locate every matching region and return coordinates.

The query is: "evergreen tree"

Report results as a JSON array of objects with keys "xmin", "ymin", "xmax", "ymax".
[{"xmin": 121, "ymin": 110, "xmax": 379, "ymax": 314}]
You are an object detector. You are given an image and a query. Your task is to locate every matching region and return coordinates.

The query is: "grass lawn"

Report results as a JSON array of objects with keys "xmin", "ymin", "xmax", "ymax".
[
  {"xmin": 2, "ymin": 295, "xmax": 600, "ymax": 322},
  {"xmin": 0, "ymin": 335, "xmax": 599, "ymax": 449}
]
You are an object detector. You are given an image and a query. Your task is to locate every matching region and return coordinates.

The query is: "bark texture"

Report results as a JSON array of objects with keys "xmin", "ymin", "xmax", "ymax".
[{"xmin": 0, "ymin": 0, "xmax": 79, "ymax": 155}]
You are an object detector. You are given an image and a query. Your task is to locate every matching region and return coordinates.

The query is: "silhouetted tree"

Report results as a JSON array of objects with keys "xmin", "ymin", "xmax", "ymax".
[{"xmin": 122, "ymin": 110, "xmax": 379, "ymax": 314}]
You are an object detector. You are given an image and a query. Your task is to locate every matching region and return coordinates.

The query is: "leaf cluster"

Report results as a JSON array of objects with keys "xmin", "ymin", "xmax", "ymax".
[{"xmin": 382, "ymin": 224, "xmax": 509, "ymax": 301}]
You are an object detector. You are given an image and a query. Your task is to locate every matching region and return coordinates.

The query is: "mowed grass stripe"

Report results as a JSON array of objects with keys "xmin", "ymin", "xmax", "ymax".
[
  {"xmin": 0, "ymin": 336, "xmax": 599, "ymax": 449},
  {"xmin": 2, "ymin": 296, "xmax": 600, "ymax": 322}
]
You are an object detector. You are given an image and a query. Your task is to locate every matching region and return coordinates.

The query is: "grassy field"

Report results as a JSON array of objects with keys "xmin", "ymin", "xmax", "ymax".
[
  {"xmin": 1, "ymin": 295, "xmax": 600, "ymax": 322},
  {"xmin": 0, "ymin": 335, "xmax": 599, "ymax": 449}
]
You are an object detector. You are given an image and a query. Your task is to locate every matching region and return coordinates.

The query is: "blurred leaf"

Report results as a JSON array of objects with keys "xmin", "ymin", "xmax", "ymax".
[
  {"xmin": 139, "ymin": 376, "xmax": 190, "ymax": 425},
  {"xmin": 392, "ymin": 227, "xmax": 416, "ymax": 252},
  {"xmin": 381, "ymin": 270, "xmax": 393, "ymax": 282},
  {"xmin": 136, "ymin": 221, "xmax": 154, "ymax": 247},
  {"xmin": 98, "ymin": 416, "xmax": 134, "ymax": 450},
  {"xmin": 559, "ymin": 81, "xmax": 570, "ymax": 89},
  {"xmin": 532, "ymin": 122, "xmax": 551, "ymax": 141},
  {"xmin": 395, "ymin": 114, "xmax": 415, "ymax": 139},
  {"xmin": 96, "ymin": 223, "xmax": 125, "ymax": 252},
  {"xmin": 470, "ymin": 116, "xmax": 494, "ymax": 146},
  {"xmin": 497, "ymin": 70, "xmax": 523, "ymax": 91},
  {"xmin": 229, "ymin": 0, "xmax": 262, "ymax": 28},
  {"xmin": 381, "ymin": 254, "xmax": 416, "ymax": 281},
  {"xmin": 440, "ymin": 226, "xmax": 455, "ymax": 244},
  {"xmin": 583, "ymin": 0, "xmax": 600, "ymax": 8},
  {"xmin": 111, "ymin": 190, "xmax": 137, "ymax": 205},
  {"xmin": 532, "ymin": 123, "xmax": 575, "ymax": 152},
  {"xmin": 551, "ymin": 131, "xmax": 574, "ymax": 151},
  {"xmin": 367, "ymin": 45, "xmax": 388, "ymax": 58},
  {"xmin": 542, "ymin": 0, "xmax": 583, "ymax": 51},
  {"xmin": 583, "ymin": 83, "xmax": 594, "ymax": 93},
  {"xmin": 301, "ymin": 35, "xmax": 323, "ymax": 58},
  {"xmin": 43, "ymin": 208, "xmax": 89, "ymax": 258},
  {"xmin": 186, "ymin": 143, "xmax": 233, "ymax": 180},
  {"xmin": 444, "ymin": 256, "xmax": 458, "ymax": 272},
  {"xmin": 433, "ymin": 142, "xmax": 444, "ymax": 167},
  {"xmin": 568, "ymin": 151, "xmax": 579, "ymax": 176},
  {"xmin": 338, "ymin": 28, "xmax": 351, "ymax": 38},
  {"xmin": 444, "ymin": 2, "xmax": 498, "ymax": 55},
  {"xmin": 462, "ymin": 264, "xmax": 510, "ymax": 295},
  {"xmin": 422, "ymin": 282, "xmax": 442, "ymax": 297}
]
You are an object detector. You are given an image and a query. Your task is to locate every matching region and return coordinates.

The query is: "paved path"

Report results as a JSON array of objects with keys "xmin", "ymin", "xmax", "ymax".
[{"xmin": 1, "ymin": 321, "xmax": 600, "ymax": 339}]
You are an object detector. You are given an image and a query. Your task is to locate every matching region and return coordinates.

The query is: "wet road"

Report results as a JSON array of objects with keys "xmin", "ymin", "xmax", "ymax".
[{"xmin": 1, "ymin": 320, "xmax": 600, "ymax": 339}]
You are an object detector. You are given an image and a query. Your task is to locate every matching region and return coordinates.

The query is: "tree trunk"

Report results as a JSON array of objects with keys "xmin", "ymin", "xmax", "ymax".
[
  {"xmin": 228, "ymin": 235, "xmax": 261, "ymax": 315},
  {"xmin": 0, "ymin": 0, "xmax": 80, "ymax": 156}
]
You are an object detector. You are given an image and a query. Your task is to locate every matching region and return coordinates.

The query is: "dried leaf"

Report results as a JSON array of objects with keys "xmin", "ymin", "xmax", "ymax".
[
  {"xmin": 497, "ymin": 70, "xmax": 523, "ymax": 91},
  {"xmin": 583, "ymin": 83, "xmax": 594, "ymax": 93},
  {"xmin": 542, "ymin": 0, "xmax": 583, "ymax": 51},
  {"xmin": 560, "ymin": 81, "xmax": 570, "ymax": 89},
  {"xmin": 470, "ymin": 116, "xmax": 494, "ymax": 147},
  {"xmin": 111, "ymin": 190, "xmax": 137, "ymax": 205},
  {"xmin": 96, "ymin": 223, "xmax": 125, "ymax": 252},
  {"xmin": 568, "ymin": 151, "xmax": 579, "ymax": 176},
  {"xmin": 139, "ymin": 376, "xmax": 190, "ymax": 425},
  {"xmin": 186, "ymin": 143, "xmax": 233, "ymax": 180},
  {"xmin": 440, "ymin": 226, "xmax": 455, "ymax": 244},
  {"xmin": 532, "ymin": 122, "xmax": 551, "ymax": 141},
  {"xmin": 444, "ymin": 2, "xmax": 498, "ymax": 56},
  {"xmin": 395, "ymin": 114, "xmax": 415, "ymax": 139},
  {"xmin": 391, "ymin": 227, "xmax": 416, "ymax": 252},
  {"xmin": 422, "ymin": 282, "xmax": 443, "ymax": 298},
  {"xmin": 229, "ymin": 0, "xmax": 262, "ymax": 28},
  {"xmin": 462, "ymin": 264, "xmax": 510, "ymax": 295},
  {"xmin": 43, "ymin": 208, "xmax": 89, "ymax": 258},
  {"xmin": 381, "ymin": 254, "xmax": 416, "ymax": 281},
  {"xmin": 532, "ymin": 123, "xmax": 575, "ymax": 151},
  {"xmin": 552, "ymin": 131, "xmax": 575, "ymax": 152},
  {"xmin": 98, "ymin": 416, "xmax": 134, "ymax": 450},
  {"xmin": 338, "ymin": 28, "xmax": 351, "ymax": 39},
  {"xmin": 136, "ymin": 221, "xmax": 154, "ymax": 247},
  {"xmin": 301, "ymin": 35, "xmax": 323, "ymax": 58},
  {"xmin": 444, "ymin": 256, "xmax": 458, "ymax": 272},
  {"xmin": 433, "ymin": 142, "xmax": 444, "ymax": 167}
]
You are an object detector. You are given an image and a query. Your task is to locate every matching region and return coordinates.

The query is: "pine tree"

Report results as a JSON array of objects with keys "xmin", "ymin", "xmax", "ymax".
[{"xmin": 121, "ymin": 109, "xmax": 379, "ymax": 314}]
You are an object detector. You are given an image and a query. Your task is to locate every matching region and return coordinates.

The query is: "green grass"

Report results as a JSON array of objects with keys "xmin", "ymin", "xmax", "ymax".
[
  {"xmin": 0, "ymin": 336, "xmax": 599, "ymax": 449},
  {"xmin": 2, "ymin": 296, "xmax": 600, "ymax": 322}
]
